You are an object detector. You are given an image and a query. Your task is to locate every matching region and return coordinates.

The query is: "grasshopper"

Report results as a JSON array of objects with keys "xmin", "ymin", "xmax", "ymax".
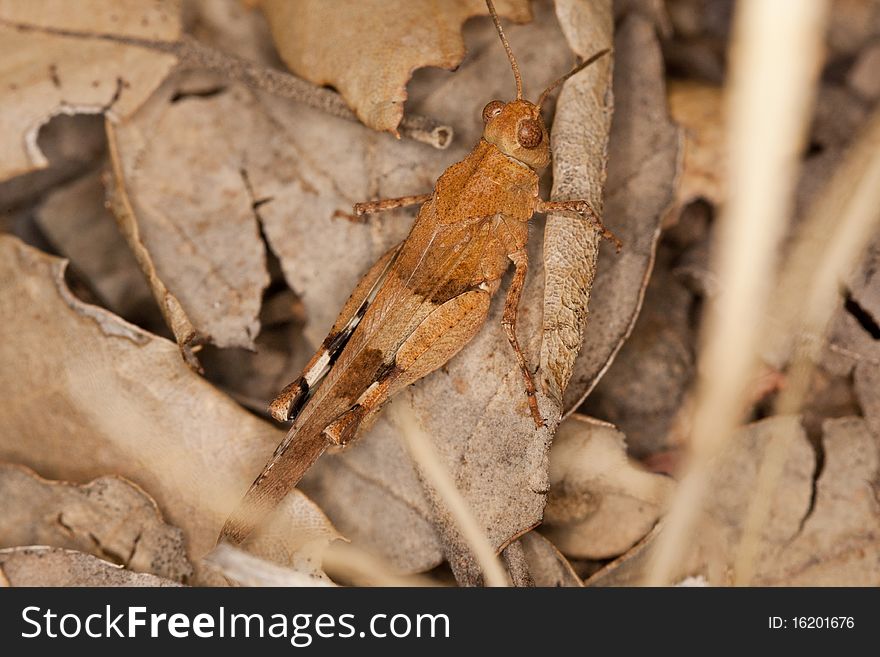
[{"xmin": 220, "ymin": 0, "xmax": 618, "ymax": 545}]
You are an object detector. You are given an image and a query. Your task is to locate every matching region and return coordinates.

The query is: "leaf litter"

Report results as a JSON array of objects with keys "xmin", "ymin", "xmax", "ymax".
[{"xmin": 0, "ymin": 0, "xmax": 878, "ymax": 587}]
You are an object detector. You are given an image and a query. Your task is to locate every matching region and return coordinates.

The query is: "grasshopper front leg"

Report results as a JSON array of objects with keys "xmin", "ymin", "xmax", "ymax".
[
  {"xmin": 334, "ymin": 193, "xmax": 432, "ymax": 223},
  {"xmin": 537, "ymin": 199, "xmax": 623, "ymax": 252},
  {"xmin": 503, "ymin": 249, "xmax": 545, "ymax": 429}
]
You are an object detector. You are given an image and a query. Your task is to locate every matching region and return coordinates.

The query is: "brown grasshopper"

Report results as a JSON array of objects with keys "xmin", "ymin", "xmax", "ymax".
[{"xmin": 220, "ymin": 0, "xmax": 618, "ymax": 545}]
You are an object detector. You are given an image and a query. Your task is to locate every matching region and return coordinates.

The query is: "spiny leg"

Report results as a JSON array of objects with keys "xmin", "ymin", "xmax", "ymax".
[
  {"xmin": 333, "ymin": 193, "xmax": 432, "ymax": 223},
  {"xmin": 537, "ymin": 199, "xmax": 623, "ymax": 252},
  {"xmin": 502, "ymin": 249, "xmax": 544, "ymax": 429}
]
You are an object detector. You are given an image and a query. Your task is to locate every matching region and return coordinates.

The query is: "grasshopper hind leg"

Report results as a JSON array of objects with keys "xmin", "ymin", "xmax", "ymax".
[{"xmin": 268, "ymin": 242, "xmax": 402, "ymax": 423}]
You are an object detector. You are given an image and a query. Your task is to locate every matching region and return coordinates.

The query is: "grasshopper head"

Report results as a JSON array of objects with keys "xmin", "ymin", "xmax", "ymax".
[
  {"xmin": 482, "ymin": 99, "xmax": 550, "ymax": 171},
  {"xmin": 482, "ymin": 0, "xmax": 609, "ymax": 172}
]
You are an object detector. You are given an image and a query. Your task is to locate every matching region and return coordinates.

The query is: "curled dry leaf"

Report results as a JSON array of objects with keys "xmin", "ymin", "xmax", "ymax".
[
  {"xmin": 541, "ymin": 415, "xmax": 673, "ymax": 559},
  {"xmin": 518, "ymin": 531, "xmax": 582, "ymax": 587},
  {"xmin": 0, "ymin": 236, "xmax": 339, "ymax": 582},
  {"xmin": 0, "ymin": 463, "xmax": 191, "ymax": 581},
  {"xmin": 0, "ymin": 546, "xmax": 181, "ymax": 587},
  {"xmin": 561, "ymin": 12, "xmax": 680, "ymax": 413},
  {"xmin": 0, "ymin": 0, "xmax": 181, "ymax": 181},
  {"xmin": 258, "ymin": 0, "xmax": 532, "ymax": 135},
  {"xmin": 107, "ymin": 77, "xmax": 271, "ymax": 357},
  {"xmin": 539, "ymin": 0, "xmax": 613, "ymax": 407}
]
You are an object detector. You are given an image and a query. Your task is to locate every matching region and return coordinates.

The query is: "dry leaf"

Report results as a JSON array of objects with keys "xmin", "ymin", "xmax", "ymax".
[
  {"xmin": 107, "ymin": 77, "xmax": 270, "ymax": 355},
  {"xmin": 795, "ymin": 83, "xmax": 870, "ymax": 220},
  {"xmin": 663, "ymin": 0, "xmax": 730, "ymax": 83},
  {"xmin": 0, "ymin": 463, "xmax": 191, "ymax": 581},
  {"xmin": 827, "ymin": 0, "xmax": 880, "ymax": 57},
  {"xmin": 582, "ymin": 244, "xmax": 698, "ymax": 457},
  {"xmin": 184, "ymin": 0, "xmax": 278, "ymax": 64},
  {"xmin": 753, "ymin": 416, "xmax": 880, "ymax": 585},
  {"xmin": 519, "ymin": 532, "xmax": 582, "ymax": 587},
  {"xmin": 666, "ymin": 80, "xmax": 724, "ymax": 222},
  {"xmin": 0, "ymin": 546, "xmax": 181, "ymax": 587},
  {"xmin": 0, "ymin": 0, "xmax": 181, "ymax": 181},
  {"xmin": 203, "ymin": 543, "xmax": 334, "ymax": 587},
  {"xmin": 539, "ymin": 0, "xmax": 613, "ymax": 407},
  {"xmin": 258, "ymin": 0, "xmax": 532, "ymax": 135},
  {"xmin": 855, "ymin": 364, "xmax": 880, "ymax": 439},
  {"xmin": 0, "ymin": 236, "xmax": 339, "ymax": 582},
  {"xmin": 541, "ymin": 415, "xmax": 673, "ymax": 559},
  {"xmin": 562, "ymin": 12, "xmax": 680, "ymax": 413},
  {"xmin": 587, "ymin": 416, "xmax": 816, "ymax": 585},
  {"xmin": 34, "ymin": 169, "xmax": 156, "ymax": 325},
  {"xmin": 823, "ymin": 236, "xmax": 880, "ymax": 376}
]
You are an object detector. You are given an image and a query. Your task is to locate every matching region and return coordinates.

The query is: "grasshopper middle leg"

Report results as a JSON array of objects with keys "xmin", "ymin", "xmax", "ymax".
[
  {"xmin": 537, "ymin": 199, "xmax": 622, "ymax": 252},
  {"xmin": 503, "ymin": 249, "xmax": 544, "ymax": 429}
]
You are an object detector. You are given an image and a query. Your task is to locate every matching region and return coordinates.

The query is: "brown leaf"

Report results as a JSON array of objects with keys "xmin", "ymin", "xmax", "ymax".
[
  {"xmin": 587, "ymin": 416, "xmax": 816, "ymax": 585},
  {"xmin": 561, "ymin": 12, "xmax": 680, "ymax": 413},
  {"xmin": 848, "ymin": 41, "xmax": 880, "ymax": 100},
  {"xmin": 107, "ymin": 77, "xmax": 270, "ymax": 356},
  {"xmin": 794, "ymin": 84, "xmax": 871, "ymax": 225},
  {"xmin": 541, "ymin": 415, "xmax": 673, "ymax": 559},
  {"xmin": 0, "ymin": 546, "xmax": 181, "ymax": 587},
  {"xmin": 0, "ymin": 235, "xmax": 339, "ymax": 582},
  {"xmin": 823, "ymin": 235, "xmax": 880, "ymax": 376},
  {"xmin": 0, "ymin": 0, "xmax": 181, "ymax": 181},
  {"xmin": 203, "ymin": 543, "xmax": 334, "ymax": 587},
  {"xmin": 581, "ymin": 243, "xmax": 698, "ymax": 457},
  {"xmin": 0, "ymin": 463, "xmax": 191, "ymax": 581},
  {"xmin": 258, "ymin": 0, "xmax": 532, "ymax": 135},
  {"xmin": 539, "ymin": 0, "xmax": 613, "ymax": 407},
  {"xmin": 518, "ymin": 531, "xmax": 582, "ymax": 587},
  {"xmin": 753, "ymin": 416, "xmax": 880, "ymax": 585}
]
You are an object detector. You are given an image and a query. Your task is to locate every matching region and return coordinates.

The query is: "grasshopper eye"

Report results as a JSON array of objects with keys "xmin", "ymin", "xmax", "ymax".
[
  {"xmin": 482, "ymin": 100, "xmax": 504, "ymax": 123},
  {"xmin": 517, "ymin": 118, "xmax": 543, "ymax": 149}
]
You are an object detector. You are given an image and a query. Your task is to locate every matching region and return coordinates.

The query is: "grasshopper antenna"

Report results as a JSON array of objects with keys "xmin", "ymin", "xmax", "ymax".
[
  {"xmin": 536, "ymin": 48, "xmax": 612, "ymax": 111},
  {"xmin": 486, "ymin": 0, "xmax": 523, "ymax": 100}
]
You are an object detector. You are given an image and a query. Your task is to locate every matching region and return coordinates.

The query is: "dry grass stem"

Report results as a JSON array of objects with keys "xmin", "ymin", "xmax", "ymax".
[
  {"xmin": 390, "ymin": 402, "xmax": 509, "ymax": 587},
  {"xmin": 645, "ymin": 0, "xmax": 829, "ymax": 586},
  {"xmin": 734, "ymin": 108, "xmax": 880, "ymax": 585}
]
